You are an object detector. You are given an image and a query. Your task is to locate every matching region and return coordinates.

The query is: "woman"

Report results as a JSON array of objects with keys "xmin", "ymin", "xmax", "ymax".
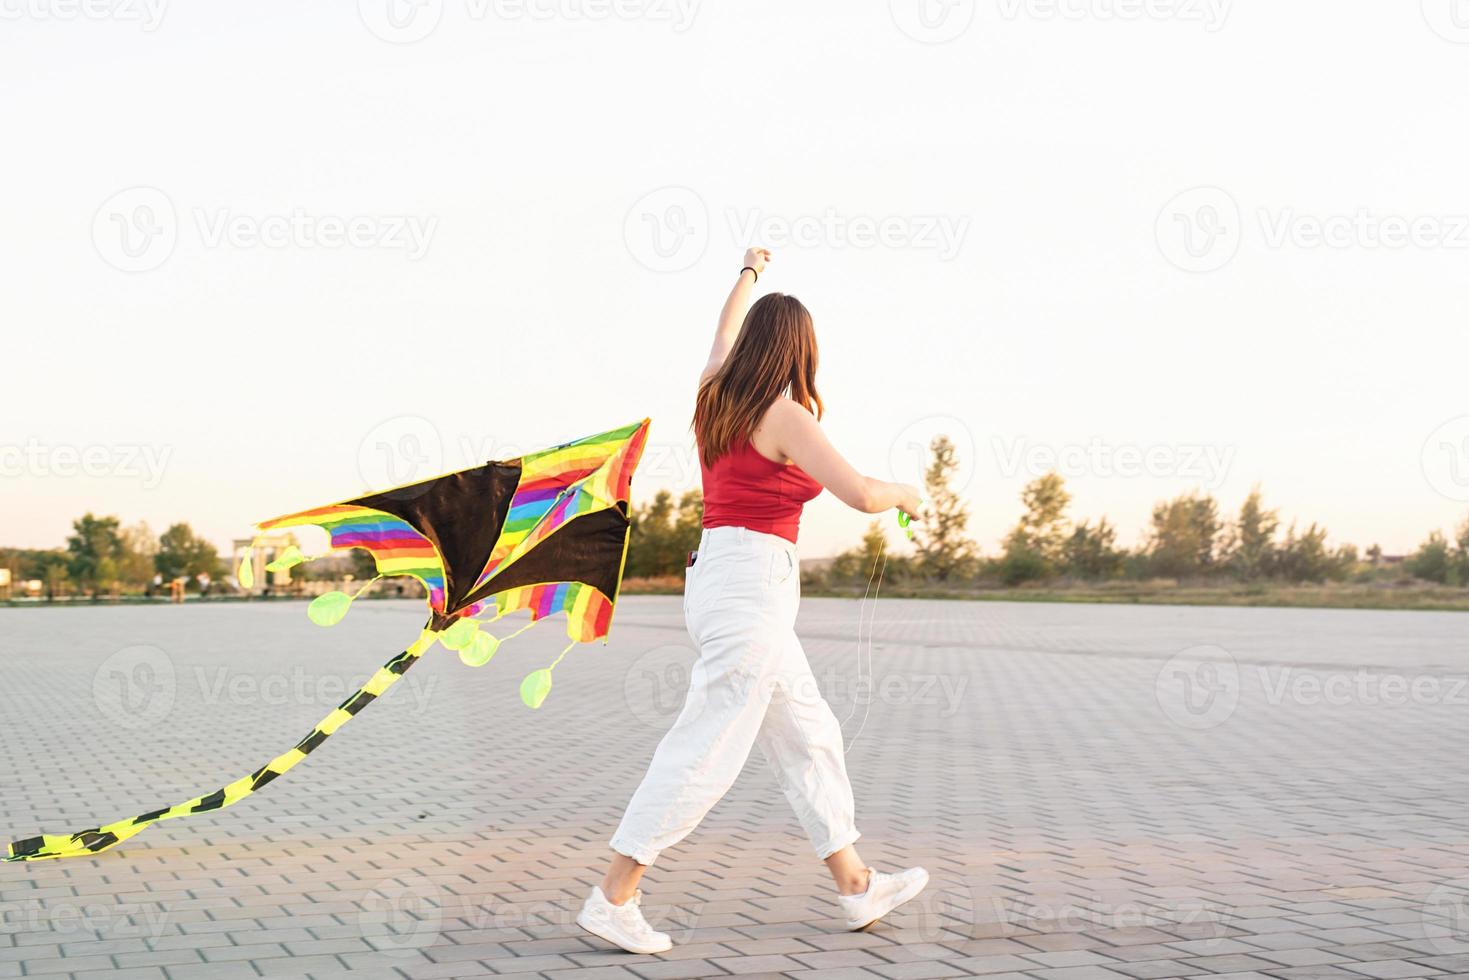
[{"xmin": 578, "ymin": 249, "xmax": 930, "ymax": 954}]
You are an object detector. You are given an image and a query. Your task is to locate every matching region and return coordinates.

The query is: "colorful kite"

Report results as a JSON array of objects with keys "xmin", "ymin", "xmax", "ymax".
[{"xmin": 5, "ymin": 419, "xmax": 651, "ymax": 862}]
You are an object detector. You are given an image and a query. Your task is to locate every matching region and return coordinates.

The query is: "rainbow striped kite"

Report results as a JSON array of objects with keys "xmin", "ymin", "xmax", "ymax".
[{"xmin": 6, "ymin": 419, "xmax": 652, "ymax": 862}]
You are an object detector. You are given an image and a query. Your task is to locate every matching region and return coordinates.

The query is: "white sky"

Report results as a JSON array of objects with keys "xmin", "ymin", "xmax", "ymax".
[{"xmin": 3, "ymin": 1, "xmax": 1468, "ymax": 560}]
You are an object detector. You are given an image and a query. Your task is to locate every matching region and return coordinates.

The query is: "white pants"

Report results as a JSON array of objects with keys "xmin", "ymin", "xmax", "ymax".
[{"xmin": 610, "ymin": 526, "xmax": 860, "ymax": 866}]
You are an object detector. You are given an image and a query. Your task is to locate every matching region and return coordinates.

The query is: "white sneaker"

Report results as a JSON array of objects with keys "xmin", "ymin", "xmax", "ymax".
[
  {"xmin": 837, "ymin": 866, "xmax": 930, "ymax": 930},
  {"xmin": 576, "ymin": 885, "xmax": 673, "ymax": 954}
]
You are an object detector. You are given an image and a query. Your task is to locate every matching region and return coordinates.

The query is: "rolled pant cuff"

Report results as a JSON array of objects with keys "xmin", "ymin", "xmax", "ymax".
[
  {"xmin": 609, "ymin": 837, "xmax": 659, "ymax": 867},
  {"xmin": 815, "ymin": 828, "xmax": 861, "ymax": 861}
]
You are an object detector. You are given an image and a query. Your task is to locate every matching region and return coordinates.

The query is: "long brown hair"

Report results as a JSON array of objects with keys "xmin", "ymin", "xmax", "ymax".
[{"xmin": 693, "ymin": 292, "xmax": 824, "ymax": 468}]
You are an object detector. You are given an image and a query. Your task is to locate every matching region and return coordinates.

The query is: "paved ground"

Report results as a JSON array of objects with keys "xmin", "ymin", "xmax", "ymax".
[{"xmin": 3, "ymin": 597, "xmax": 1469, "ymax": 980}]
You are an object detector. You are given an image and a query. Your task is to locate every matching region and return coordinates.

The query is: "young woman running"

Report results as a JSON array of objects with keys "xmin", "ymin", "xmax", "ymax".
[{"xmin": 578, "ymin": 248, "xmax": 930, "ymax": 954}]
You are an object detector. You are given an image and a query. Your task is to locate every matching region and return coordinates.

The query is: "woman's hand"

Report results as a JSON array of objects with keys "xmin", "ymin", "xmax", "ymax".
[
  {"xmin": 743, "ymin": 247, "xmax": 771, "ymax": 276},
  {"xmin": 895, "ymin": 484, "xmax": 924, "ymax": 516}
]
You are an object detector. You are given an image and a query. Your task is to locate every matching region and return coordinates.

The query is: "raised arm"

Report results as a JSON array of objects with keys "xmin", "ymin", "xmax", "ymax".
[
  {"xmin": 761, "ymin": 399, "xmax": 922, "ymax": 515},
  {"xmin": 700, "ymin": 247, "xmax": 771, "ymax": 383}
]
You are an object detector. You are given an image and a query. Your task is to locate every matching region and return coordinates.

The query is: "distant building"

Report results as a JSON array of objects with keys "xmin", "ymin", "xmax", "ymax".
[{"xmin": 232, "ymin": 533, "xmax": 300, "ymax": 595}]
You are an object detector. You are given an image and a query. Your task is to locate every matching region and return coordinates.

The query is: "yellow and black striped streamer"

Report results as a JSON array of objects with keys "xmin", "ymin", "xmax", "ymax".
[{"xmin": 4, "ymin": 629, "xmax": 438, "ymax": 863}]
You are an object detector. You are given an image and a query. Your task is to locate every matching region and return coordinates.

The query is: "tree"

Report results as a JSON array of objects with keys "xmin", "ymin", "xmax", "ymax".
[
  {"xmin": 832, "ymin": 521, "xmax": 886, "ymax": 583},
  {"xmin": 66, "ymin": 513, "xmax": 123, "ymax": 596},
  {"xmin": 996, "ymin": 472, "xmax": 1071, "ymax": 583},
  {"xmin": 912, "ymin": 435, "xmax": 979, "ymax": 581},
  {"xmin": 1275, "ymin": 521, "xmax": 1352, "ymax": 583},
  {"xmin": 1406, "ymin": 529, "xmax": 1454, "ymax": 585},
  {"xmin": 117, "ymin": 522, "xmax": 159, "ymax": 590},
  {"xmin": 1145, "ymin": 491, "xmax": 1222, "ymax": 579},
  {"xmin": 626, "ymin": 490, "xmax": 703, "ymax": 578},
  {"xmin": 1224, "ymin": 486, "xmax": 1279, "ymax": 581},
  {"xmin": 1455, "ymin": 515, "xmax": 1469, "ymax": 586},
  {"xmin": 1062, "ymin": 518, "xmax": 1126, "ymax": 580},
  {"xmin": 155, "ymin": 523, "xmax": 222, "ymax": 586}
]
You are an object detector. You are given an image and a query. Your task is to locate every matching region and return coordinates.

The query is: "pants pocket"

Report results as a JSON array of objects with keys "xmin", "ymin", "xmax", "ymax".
[{"xmin": 767, "ymin": 549, "xmax": 796, "ymax": 587}]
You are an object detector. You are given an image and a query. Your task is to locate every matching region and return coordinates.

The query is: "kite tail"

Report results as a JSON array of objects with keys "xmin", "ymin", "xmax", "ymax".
[{"xmin": 4, "ymin": 629, "xmax": 438, "ymax": 863}]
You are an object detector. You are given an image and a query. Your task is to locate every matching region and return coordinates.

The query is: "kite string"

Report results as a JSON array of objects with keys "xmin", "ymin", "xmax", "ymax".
[{"xmin": 842, "ymin": 531, "xmax": 888, "ymax": 753}]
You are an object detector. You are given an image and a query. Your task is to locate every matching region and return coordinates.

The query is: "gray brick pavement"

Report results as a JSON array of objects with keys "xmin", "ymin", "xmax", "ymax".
[{"xmin": 2, "ymin": 599, "xmax": 1468, "ymax": 978}]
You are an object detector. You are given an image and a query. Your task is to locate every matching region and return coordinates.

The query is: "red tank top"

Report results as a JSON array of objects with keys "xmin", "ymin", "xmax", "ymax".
[{"xmin": 701, "ymin": 440, "xmax": 823, "ymax": 544}]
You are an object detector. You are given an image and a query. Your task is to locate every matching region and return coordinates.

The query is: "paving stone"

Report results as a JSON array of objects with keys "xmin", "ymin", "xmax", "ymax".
[{"xmin": 3, "ymin": 600, "xmax": 1468, "ymax": 980}]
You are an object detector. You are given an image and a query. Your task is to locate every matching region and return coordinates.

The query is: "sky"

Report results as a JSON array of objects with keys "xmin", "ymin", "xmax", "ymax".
[{"xmin": 2, "ymin": 1, "xmax": 1468, "ymax": 561}]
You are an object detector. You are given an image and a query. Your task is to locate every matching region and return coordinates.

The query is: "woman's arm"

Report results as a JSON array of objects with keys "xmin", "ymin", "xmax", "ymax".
[
  {"xmin": 700, "ymin": 247, "xmax": 771, "ymax": 383},
  {"xmin": 761, "ymin": 399, "xmax": 923, "ymax": 515}
]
